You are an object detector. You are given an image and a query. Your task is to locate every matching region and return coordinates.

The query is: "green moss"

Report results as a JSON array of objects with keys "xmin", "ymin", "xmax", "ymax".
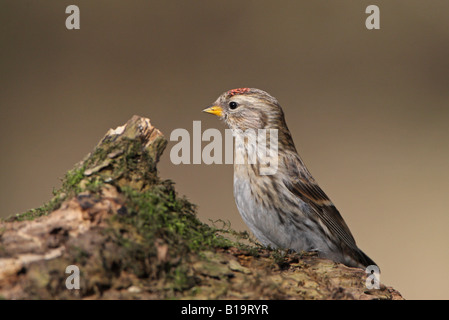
[
  {"xmin": 6, "ymin": 166, "xmax": 85, "ymax": 222},
  {"xmin": 168, "ymin": 265, "xmax": 196, "ymax": 291},
  {"xmin": 7, "ymin": 137, "xmax": 144, "ymax": 221},
  {"xmin": 2, "ymin": 124, "xmax": 266, "ymax": 298},
  {"xmin": 208, "ymin": 219, "xmax": 262, "ymax": 256},
  {"xmin": 117, "ymin": 185, "xmax": 232, "ymax": 251},
  {"xmin": 70, "ymin": 245, "xmax": 91, "ymax": 264},
  {"xmin": 103, "ymin": 183, "xmax": 236, "ymax": 292},
  {"xmin": 64, "ymin": 167, "xmax": 86, "ymax": 192}
]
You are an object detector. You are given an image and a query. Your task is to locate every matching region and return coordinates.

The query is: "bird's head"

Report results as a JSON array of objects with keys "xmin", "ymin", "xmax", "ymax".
[{"xmin": 203, "ymin": 88, "xmax": 285, "ymax": 131}]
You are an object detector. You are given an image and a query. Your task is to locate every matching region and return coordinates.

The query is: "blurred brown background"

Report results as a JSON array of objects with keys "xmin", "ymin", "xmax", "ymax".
[{"xmin": 1, "ymin": 0, "xmax": 448, "ymax": 299}]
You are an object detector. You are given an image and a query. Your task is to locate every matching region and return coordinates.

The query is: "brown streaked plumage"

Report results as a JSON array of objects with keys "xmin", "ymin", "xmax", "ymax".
[{"xmin": 203, "ymin": 88, "xmax": 377, "ymax": 269}]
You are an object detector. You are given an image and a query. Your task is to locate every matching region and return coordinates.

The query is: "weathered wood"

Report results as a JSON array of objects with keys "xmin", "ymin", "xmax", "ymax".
[{"xmin": 0, "ymin": 116, "xmax": 403, "ymax": 300}]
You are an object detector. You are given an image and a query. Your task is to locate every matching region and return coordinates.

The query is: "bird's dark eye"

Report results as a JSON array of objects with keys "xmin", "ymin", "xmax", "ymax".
[{"xmin": 229, "ymin": 101, "xmax": 238, "ymax": 110}]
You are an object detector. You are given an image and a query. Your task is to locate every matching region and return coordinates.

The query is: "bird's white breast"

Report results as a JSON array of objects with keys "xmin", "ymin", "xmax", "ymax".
[{"xmin": 232, "ymin": 136, "xmax": 335, "ymax": 253}]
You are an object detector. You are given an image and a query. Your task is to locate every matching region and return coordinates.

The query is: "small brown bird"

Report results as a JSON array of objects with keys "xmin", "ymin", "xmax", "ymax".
[{"xmin": 203, "ymin": 88, "xmax": 377, "ymax": 269}]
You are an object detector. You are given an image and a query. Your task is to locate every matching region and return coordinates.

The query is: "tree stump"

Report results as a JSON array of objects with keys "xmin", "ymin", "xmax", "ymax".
[{"xmin": 0, "ymin": 116, "xmax": 403, "ymax": 300}]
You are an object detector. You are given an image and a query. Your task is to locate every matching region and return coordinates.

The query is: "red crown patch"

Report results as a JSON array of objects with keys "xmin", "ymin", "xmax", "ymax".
[{"xmin": 227, "ymin": 88, "xmax": 251, "ymax": 97}]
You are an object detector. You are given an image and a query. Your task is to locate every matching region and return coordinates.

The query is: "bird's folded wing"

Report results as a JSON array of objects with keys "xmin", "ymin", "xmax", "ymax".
[{"xmin": 282, "ymin": 156, "xmax": 359, "ymax": 251}]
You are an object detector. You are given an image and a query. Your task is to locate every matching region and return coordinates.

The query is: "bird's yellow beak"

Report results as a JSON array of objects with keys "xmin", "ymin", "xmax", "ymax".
[{"xmin": 202, "ymin": 105, "xmax": 223, "ymax": 117}]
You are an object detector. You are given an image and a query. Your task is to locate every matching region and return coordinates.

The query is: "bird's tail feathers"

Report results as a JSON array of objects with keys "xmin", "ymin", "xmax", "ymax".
[{"xmin": 354, "ymin": 248, "xmax": 380, "ymax": 272}]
